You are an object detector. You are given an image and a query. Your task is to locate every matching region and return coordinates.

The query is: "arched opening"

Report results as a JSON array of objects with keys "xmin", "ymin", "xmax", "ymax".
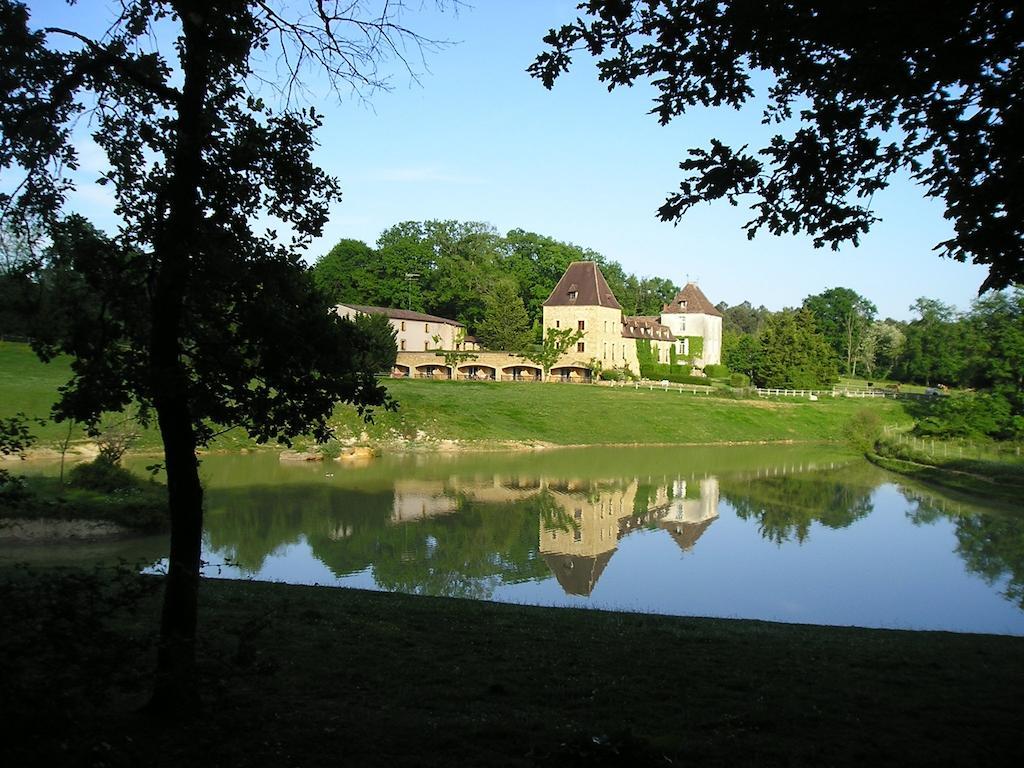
[
  {"xmin": 501, "ymin": 365, "xmax": 542, "ymax": 382},
  {"xmin": 550, "ymin": 365, "xmax": 591, "ymax": 383},
  {"xmin": 457, "ymin": 364, "xmax": 496, "ymax": 381}
]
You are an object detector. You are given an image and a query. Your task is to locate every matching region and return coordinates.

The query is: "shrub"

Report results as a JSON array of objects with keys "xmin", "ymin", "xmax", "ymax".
[
  {"xmin": 599, "ymin": 369, "xmax": 623, "ymax": 381},
  {"xmin": 729, "ymin": 373, "xmax": 751, "ymax": 388},
  {"xmin": 703, "ymin": 364, "xmax": 730, "ymax": 379},
  {"xmin": 845, "ymin": 408, "xmax": 883, "ymax": 452},
  {"xmin": 913, "ymin": 393, "xmax": 1015, "ymax": 440},
  {"xmin": 68, "ymin": 456, "xmax": 139, "ymax": 493}
]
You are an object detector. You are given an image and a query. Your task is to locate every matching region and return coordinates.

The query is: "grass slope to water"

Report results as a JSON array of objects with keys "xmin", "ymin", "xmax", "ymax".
[
  {"xmin": 3, "ymin": 341, "xmax": 910, "ymax": 451},
  {"xmin": 869, "ymin": 440, "xmax": 1024, "ymax": 504},
  {"xmin": 2, "ymin": 568, "xmax": 1022, "ymax": 768},
  {"xmin": 334, "ymin": 378, "xmax": 909, "ymax": 446}
]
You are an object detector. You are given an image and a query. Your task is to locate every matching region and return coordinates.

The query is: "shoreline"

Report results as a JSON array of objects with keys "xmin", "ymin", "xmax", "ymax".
[{"xmin": 3, "ymin": 436, "xmax": 833, "ymax": 464}]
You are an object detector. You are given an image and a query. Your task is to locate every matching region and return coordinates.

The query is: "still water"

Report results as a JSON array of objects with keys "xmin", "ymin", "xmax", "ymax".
[{"xmin": 8, "ymin": 445, "xmax": 1024, "ymax": 634}]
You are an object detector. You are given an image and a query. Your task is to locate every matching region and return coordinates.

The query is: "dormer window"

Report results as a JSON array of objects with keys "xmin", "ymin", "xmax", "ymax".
[
  {"xmin": 679, "ymin": 300, "xmax": 687, "ymax": 309},
  {"xmin": 567, "ymin": 291, "xmax": 578, "ymax": 301}
]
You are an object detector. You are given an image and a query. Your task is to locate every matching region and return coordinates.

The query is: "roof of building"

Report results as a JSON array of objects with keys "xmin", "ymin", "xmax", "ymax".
[
  {"xmin": 337, "ymin": 304, "xmax": 464, "ymax": 326},
  {"xmin": 661, "ymin": 283, "xmax": 723, "ymax": 317},
  {"xmin": 660, "ymin": 517, "xmax": 717, "ymax": 554},
  {"xmin": 541, "ymin": 551, "xmax": 615, "ymax": 596},
  {"xmin": 621, "ymin": 315, "xmax": 674, "ymax": 341},
  {"xmin": 542, "ymin": 261, "xmax": 622, "ymax": 310}
]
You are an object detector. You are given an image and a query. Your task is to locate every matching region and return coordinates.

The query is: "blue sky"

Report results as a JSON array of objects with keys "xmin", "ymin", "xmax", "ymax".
[{"xmin": 29, "ymin": 1, "xmax": 991, "ymax": 320}]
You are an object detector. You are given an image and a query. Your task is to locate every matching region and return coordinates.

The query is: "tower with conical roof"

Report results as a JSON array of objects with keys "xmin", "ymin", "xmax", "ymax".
[
  {"xmin": 659, "ymin": 282, "xmax": 723, "ymax": 366},
  {"xmin": 542, "ymin": 261, "xmax": 639, "ymax": 376}
]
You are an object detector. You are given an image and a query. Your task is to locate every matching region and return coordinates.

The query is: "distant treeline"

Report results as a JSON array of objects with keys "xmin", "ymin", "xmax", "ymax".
[
  {"xmin": 719, "ymin": 288, "xmax": 1024, "ymax": 439},
  {"xmin": 310, "ymin": 221, "xmax": 680, "ymax": 343}
]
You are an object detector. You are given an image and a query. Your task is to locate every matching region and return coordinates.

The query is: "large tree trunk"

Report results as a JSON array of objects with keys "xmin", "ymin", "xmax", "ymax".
[
  {"xmin": 147, "ymin": 392, "xmax": 204, "ymax": 712},
  {"xmin": 144, "ymin": 1, "xmax": 210, "ymax": 713}
]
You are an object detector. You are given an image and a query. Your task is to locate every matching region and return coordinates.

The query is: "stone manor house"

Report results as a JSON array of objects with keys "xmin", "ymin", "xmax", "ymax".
[{"xmin": 335, "ymin": 261, "xmax": 722, "ymax": 381}]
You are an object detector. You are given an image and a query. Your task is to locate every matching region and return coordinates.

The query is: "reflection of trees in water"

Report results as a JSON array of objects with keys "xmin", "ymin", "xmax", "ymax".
[
  {"xmin": 722, "ymin": 474, "xmax": 874, "ymax": 544},
  {"xmin": 320, "ymin": 496, "xmax": 549, "ymax": 598},
  {"xmin": 205, "ymin": 483, "xmax": 552, "ymax": 598},
  {"xmin": 904, "ymin": 491, "xmax": 1024, "ymax": 609},
  {"xmin": 204, "ymin": 485, "xmax": 394, "ymax": 573}
]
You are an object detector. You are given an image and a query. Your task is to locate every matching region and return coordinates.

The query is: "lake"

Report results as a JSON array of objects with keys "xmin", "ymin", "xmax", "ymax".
[{"xmin": 5, "ymin": 444, "xmax": 1024, "ymax": 635}]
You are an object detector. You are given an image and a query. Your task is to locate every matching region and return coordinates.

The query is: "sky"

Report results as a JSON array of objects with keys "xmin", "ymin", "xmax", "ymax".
[{"xmin": 24, "ymin": 0, "xmax": 992, "ymax": 320}]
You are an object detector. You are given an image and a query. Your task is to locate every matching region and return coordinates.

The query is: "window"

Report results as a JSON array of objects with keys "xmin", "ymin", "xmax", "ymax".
[
  {"xmin": 679, "ymin": 300, "xmax": 687, "ymax": 309},
  {"xmin": 578, "ymin": 320, "xmax": 585, "ymax": 331},
  {"xmin": 577, "ymin": 342, "xmax": 585, "ymax": 352},
  {"xmin": 424, "ymin": 341, "xmax": 429, "ymax": 351},
  {"xmin": 400, "ymin": 321, "xmax": 405, "ymax": 331},
  {"xmin": 424, "ymin": 323, "xmax": 429, "ymax": 332},
  {"xmin": 568, "ymin": 290, "xmax": 578, "ymax": 301},
  {"xmin": 573, "ymin": 530, "xmax": 582, "ymax": 542},
  {"xmin": 555, "ymin": 320, "xmax": 560, "ymax": 328},
  {"xmin": 400, "ymin": 340, "xmax": 406, "ymax": 351},
  {"xmin": 680, "ymin": 317, "xmax": 687, "ymax": 332}
]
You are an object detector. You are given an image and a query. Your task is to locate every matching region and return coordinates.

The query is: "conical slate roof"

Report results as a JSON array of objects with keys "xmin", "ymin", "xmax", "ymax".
[
  {"xmin": 543, "ymin": 261, "xmax": 622, "ymax": 310},
  {"xmin": 542, "ymin": 550, "xmax": 615, "ymax": 596},
  {"xmin": 662, "ymin": 283, "xmax": 722, "ymax": 317}
]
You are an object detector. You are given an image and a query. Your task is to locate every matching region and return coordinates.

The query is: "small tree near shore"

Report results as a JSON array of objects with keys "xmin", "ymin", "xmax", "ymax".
[
  {"xmin": 522, "ymin": 327, "xmax": 584, "ymax": 381},
  {"xmin": 433, "ymin": 330, "xmax": 478, "ymax": 378}
]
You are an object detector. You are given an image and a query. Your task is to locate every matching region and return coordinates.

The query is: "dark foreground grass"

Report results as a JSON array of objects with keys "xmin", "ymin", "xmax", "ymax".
[{"xmin": 3, "ymin": 566, "xmax": 1022, "ymax": 767}]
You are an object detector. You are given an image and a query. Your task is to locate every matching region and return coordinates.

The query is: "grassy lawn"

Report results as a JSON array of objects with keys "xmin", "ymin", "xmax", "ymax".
[
  {"xmin": 2, "ymin": 567, "xmax": 1022, "ymax": 767},
  {"xmin": 3, "ymin": 341, "xmax": 913, "ymax": 453},
  {"xmin": 329, "ymin": 378, "xmax": 912, "ymax": 447}
]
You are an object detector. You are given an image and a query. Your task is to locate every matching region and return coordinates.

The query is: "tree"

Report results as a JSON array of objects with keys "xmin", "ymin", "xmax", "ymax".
[
  {"xmin": 433, "ymin": 329, "xmax": 477, "ymax": 378},
  {"xmin": 894, "ymin": 298, "xmax": 967, "ymax": 386},
  {"xmin": 717, "ymin": 300, "xmax": 771, "ymax": 336},
  {"xmin": 963, "ymin": 288, "xmax": 1024, "ymax": 413},
  {"xmin": 311, "ymin": 239, "xmax": 377, "ymax": 305},
  {"xmin": 500, "ymin": 229, "xmax": 605, "ymax": 325},
  {"xmin": 754, "ymin": 309, "xmax": 837, "ymax": 389},
  {"xmin": 722, "ymin": 330, "xmax": 760, "ymax": 378},
  {"xmin": 802, "ymin": 288, "xmax": 877, "ymax": 377},
  {"xmin": 476, "ymin": 280, "xmax": 533, "ymax": 351},
  {"xmin": 532, "ymin": 1, "xmax": 1024, "ymax": 291},
  {"xmin": 0, "ymin": 222, "xmax": 41, "ymax": 339},
  {"xmin": 0, "ymin": 413, "xmax": 37, "ymax": 489},
  {"xmin": 522, "ymin": 327, "xmax": 584, "ymax": 381},
  {"xmin": 858, "ymin": 321, "xmax": 906, "ymax": 381},
  {"xmin": 0, "ymin": 0, "xmax": 439, "ymax": 709},
  {"xmin": 372, "ymin": 220, "xmax": 504, "ymax": 325},
  {"xmin": 352, "ymin": 312, "xmax": 398, "ymax": 375}
]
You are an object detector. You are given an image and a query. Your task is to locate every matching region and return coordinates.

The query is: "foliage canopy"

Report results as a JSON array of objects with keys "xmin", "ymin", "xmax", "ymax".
[{"xmin": 532, "ymin": 0, "xmax": 1024, "ymax": 291}]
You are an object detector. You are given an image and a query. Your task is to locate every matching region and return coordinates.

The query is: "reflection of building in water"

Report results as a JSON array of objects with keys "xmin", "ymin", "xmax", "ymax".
[
  {"xmin": 658, "ymin": 477, "xmax": 720, "ymax": 553},
  {"xmin": 390, "ymin": 477, "xmax": 542, "ymax": 523},
  {"xmin": 541, "ymin": 480, "xmax": 635, "ymax": 596},
  {"xmin": 381, "ymin": 474, "xmax": 720, "ymax": 596},
  {"xmin": 539, "ymin": 477, "xmax": 720, "ymax": 596},
  {"xmin": 391, "ymin": 480, "xmax": 459, "ymax": 523}
]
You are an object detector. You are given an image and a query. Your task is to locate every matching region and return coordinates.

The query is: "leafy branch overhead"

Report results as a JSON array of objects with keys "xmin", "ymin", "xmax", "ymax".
[{"xmin": 531, "ymin": 1, "xmax": 1024, "ymax": 291}]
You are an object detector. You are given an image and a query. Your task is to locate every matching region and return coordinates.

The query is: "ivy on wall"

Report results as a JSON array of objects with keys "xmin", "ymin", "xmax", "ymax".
[{"xmin": 636, "ymin": 339, "xmax": 702, "ymax": 383}]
